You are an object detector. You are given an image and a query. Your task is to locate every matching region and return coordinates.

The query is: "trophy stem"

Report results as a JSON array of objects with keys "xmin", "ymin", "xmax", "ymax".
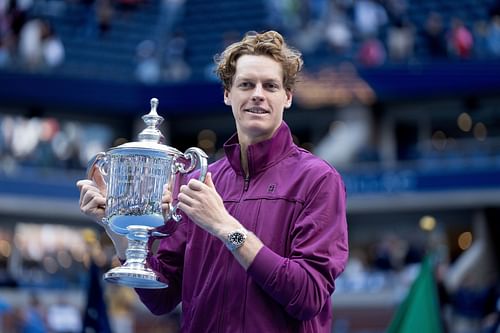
[{"xmin": 103, "ymin": 226, "xmax": 168, "ymax": 289}]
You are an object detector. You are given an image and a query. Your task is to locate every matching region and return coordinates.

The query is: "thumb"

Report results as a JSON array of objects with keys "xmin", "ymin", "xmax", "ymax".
[
  {"xmin": 88, "ymin": 164, "xmax": 107, "ymax": 193},
  {"xmin": 204, "ymin": 172, "xmax": 215, "ymax": 188}
]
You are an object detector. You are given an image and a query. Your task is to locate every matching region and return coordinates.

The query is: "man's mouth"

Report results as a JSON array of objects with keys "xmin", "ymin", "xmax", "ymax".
[{"xmin": 245, "ymin": 107, "xmax": 269, "ymax": 114}]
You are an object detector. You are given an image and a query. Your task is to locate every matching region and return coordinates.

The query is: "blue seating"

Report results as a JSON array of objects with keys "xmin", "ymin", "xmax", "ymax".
[{"xmin": 20, "ymin": 0, "xmax": 500, "ymax": 82}]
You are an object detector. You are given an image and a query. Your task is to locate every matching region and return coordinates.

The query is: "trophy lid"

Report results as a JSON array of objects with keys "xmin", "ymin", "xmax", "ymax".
[
  {"xmin": 110, "ymin": 98, "xmax": 182, "ymax": 155},
  {"xmin": 138, "ymin": 97, "xmax": 165, "ymax": 144}
]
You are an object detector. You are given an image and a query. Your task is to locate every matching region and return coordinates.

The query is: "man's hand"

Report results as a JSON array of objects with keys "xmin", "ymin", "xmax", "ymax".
[
  {"xmin": 76, "ymin": 178, "xmax": 128, "ymax": 260},
  {"xmin": 161, "ymin": 185, "xmax": 173, "ymax": 221},
  {"xmin": 76, "ymin": 179, "xmax": 107, "ymax": 226},
  {"xmin": 177, "ymin": 172, "xmax": 239, "ymax": 239}
]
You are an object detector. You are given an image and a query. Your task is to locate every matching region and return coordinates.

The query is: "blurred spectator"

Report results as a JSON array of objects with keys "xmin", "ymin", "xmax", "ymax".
[
  {"xmin": 20, "ymin": 295, "xmax": 47, "ymax": 333},
  {"xmin": 324, "ymin": 1, "xmax": 352, "ymax": 55},
  {"xmin": 372, "ymin": 233, "xmax": 408, "ymax": 271},
  {"xmin": 6, "ymin": 0, "xmax": 31, "ymax": 46},
  {"xmin": 423, "ymin": 12, "xmax": 448, "ymax": 58},
  {"xmin": 108, "ymin": 286, "xmax": 135, "ymax": 333},
  {"xmin": 18, "ymin": 18, "xmax": 44, "ymax": 69},
  {"xmin": 0, "ymin": 297, "xmax": 11, "ymax": 333},
  {"xmin": 0, "ymin": 37, "xmax": 9, "ymax": 67},
  {"xmin": 46, "ymin": 296, "xmax": 82, "ymax": 333},
  {"xmin": 384, "ymin": 0, "xmax": 409, "ymax": 21},
  {"xmin": 96, "ymin": 0, "xmax": 113, "ymax": 37},
  {"xmin": 265, "ymin": 0, "xmax": 301, "ymax": 34},
  {"xmin": 357, "ymin": 36, "xmax": 386, "ymax": 66},
  {"xmin": 474, "ymin": 20, "xmax": 491, "ymax": 58},
  {"xmin": 162, "ymin": 30, "xmax": 190, "ymax": 82},
  {"xmin": 487, "ymin": 14, "xmax": 500, "ymax": 56},
  {"xmin": 353, "ymin": 0, "xmax": 388, "ymax": 38},
  {"xmin": 135, "ymin": 39, "xmax": 160, "ymax": 84},
  {"xmin": 18, "ymin": 18, "xmax": 64, "ymax": 70},
  {"xmin": 448, "ymin": 18, "xmax": 474, "ymax": 59},
  {"xmin": 41, "ymin": 20, "xmax": 64, "ymax": 68},
  {"xmin": 325, "ymin": 20, "xmax": 352, "ymax": 55},
  {"xmin": 386, "ymin": 18, "xmax": 414, "ymax": 62},
  {"xmin": 158, "ymin": 0, "xmax": 185, "ymax": 34},
  {"xmin": 204, "ymin": 30, "xmax": 239, "ymax": 81}
]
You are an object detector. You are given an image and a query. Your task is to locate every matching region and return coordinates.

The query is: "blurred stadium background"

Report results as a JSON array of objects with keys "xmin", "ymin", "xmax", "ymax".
[{"xmin": 1, "ymin": 0, "xmax": 500, "ymax": 332}]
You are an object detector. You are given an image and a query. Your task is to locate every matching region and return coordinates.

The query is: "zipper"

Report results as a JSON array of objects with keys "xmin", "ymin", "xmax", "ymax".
[{"xmin": 243, "ymin": 175, "xmax": 250, "ymax": 192}]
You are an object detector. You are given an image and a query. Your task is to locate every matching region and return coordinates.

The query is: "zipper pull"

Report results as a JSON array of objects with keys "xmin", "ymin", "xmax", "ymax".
[{"xmin": 243, "ymin": 175, "xmax": 250, "ymax": 191}]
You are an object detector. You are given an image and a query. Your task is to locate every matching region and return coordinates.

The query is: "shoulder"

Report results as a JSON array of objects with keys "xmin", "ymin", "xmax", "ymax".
[
  {"xmin": 290, "ymin": 146, "xmax": 342, "ymax": 180},
  {"xmin": 277, "ymin": 146, "xmax": 345, "ymax": 198}
]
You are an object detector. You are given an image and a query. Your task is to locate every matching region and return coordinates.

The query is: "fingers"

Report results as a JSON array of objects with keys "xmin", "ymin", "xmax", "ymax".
[
  {"xmin": 178, "ymin": 191, "xmax": 196, "ymax": 207},
  {"xmin": 161, "ymin": 188, "xmax": 173, "ymax": 217},
  {"xmin": 186, "ymin": 178, "xmax": 205, "ymax": 191},
  {"xmin": 77, "ymin": 180, "xmax": 102, "ymax": 206},
  {"xmin": 204, "ymin": 172, "xmax": 214, "ymax": 188},
  {"xmin": 76, "ymin": 179, "xmax": 93, "ymax": 189},
  {"xmin": 80, "ymin": 188, "xmax": 106, "ymax": 211},
  {"xmin": 77, "ymin": 179, "xmax": 106, "ymax": 220},
  {"xmin": 162, "ymin": 190, "xmax": 173, "ymax": 204}
]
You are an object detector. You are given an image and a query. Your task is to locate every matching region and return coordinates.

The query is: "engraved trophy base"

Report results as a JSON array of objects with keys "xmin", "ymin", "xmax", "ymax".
[
  {"xmin": 104, "ymin": 265, "xmax": 168, "ymax": 289},
  {"xmin": 103, "ymin": 225, "xmax": 168, "ymax": 289}
]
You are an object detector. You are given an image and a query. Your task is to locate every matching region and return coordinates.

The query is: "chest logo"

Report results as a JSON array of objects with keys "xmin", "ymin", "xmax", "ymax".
[{"xmin": 267, "ymin": 184, "xmax": 277, "ymax": 193}]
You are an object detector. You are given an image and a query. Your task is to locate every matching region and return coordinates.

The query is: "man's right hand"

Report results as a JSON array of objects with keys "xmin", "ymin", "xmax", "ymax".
[
  {"xmin": 76, "ymin": 179, "xmax": 107, "ymax": 227},
  {"xmin": 76, "ymin": 178, "xmax": 128, "ymax": 260}
]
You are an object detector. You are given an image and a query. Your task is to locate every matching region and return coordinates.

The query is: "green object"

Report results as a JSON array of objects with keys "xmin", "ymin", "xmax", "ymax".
[{"xmin": 387, "ymin": 256, "xmax": 444, "ymax": 333}]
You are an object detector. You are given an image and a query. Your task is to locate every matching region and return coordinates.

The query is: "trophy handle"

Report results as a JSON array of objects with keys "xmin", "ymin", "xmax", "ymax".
[
  {"xmin": 179, "ymin": 147, "xmax": 208, "ymax": 182},
  {"xmin": 86, "ymin": 152, "xmax": 108, "ymax": 194},
  {"xmin": 168, "ymin": 147, "xmax": 209, "ymax": 222}
]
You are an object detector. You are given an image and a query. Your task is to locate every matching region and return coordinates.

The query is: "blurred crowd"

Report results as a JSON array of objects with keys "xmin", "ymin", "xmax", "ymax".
[
  {"xmin": 0, "ymin": 113, "xmax": 114, "ymax": 175},
  {"xmin": 0, "ymin": 0, "xmax": 64, "ymax": 71},
  {"xmin": 2, "ymin": 0, "xmax": 500, "ymax": 82},
  {"xmin": 268, "ymin": 0, "xmax": 500, "ymax": 67}
]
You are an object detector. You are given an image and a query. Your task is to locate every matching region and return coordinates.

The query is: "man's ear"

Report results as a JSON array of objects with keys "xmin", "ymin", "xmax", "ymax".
[
  {"xmin": 224, "ymin": 90, "xmax": 231, "ymax": 106},
  {"xmin": 285, "ymin": 90, "xmax": 293, "ymax": 109}
]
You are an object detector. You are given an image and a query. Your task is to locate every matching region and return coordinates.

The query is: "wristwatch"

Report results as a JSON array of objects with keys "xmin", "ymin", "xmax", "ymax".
[{"xmin": 226, "ymin": 228, "xmax": 248, "ymax": 251}]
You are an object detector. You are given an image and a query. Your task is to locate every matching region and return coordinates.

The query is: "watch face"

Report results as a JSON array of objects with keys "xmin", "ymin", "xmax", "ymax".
[{"xmin": 229, "ymin": 232, "xmax": 245, "ymax": 245}]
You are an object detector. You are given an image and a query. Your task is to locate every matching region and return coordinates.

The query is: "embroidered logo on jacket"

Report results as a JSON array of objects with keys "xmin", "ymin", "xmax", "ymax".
[{"xmin": 267, "ymin": 184, "xmax": 277, "ymax": 193}]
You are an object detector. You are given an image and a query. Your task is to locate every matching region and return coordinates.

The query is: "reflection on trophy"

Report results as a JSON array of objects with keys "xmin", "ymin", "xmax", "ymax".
[{"xmin": 86, "ymin": 98, "xmax": 208, "ymax": 289}]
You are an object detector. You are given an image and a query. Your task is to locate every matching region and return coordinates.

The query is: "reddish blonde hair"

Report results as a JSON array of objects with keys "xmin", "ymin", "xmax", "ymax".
[{"xmin": 214, "ymin": 30, "xmax": 303, "ymax": 92}]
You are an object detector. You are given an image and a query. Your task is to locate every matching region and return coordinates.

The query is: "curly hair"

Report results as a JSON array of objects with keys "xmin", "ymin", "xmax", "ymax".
[{"xmin": 214, "ymin": 30, "xmax": 303, "ymax": 92}]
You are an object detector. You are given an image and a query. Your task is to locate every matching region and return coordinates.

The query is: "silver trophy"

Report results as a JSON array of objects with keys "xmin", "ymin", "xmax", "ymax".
[{"xmin": 87, "ymin": 98, "xmax": 208, "ymax": 289}]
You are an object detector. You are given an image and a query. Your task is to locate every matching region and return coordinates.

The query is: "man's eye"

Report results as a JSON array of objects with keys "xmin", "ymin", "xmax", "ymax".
[{"xmin": 239, "ymin": 82, "xmax": 252, "ymax": 88}]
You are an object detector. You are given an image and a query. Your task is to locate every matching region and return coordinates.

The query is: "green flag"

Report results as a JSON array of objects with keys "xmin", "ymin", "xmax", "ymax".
[{"xmin": 387, "ymin": 256, "xmax": 444, "ymax": 333}]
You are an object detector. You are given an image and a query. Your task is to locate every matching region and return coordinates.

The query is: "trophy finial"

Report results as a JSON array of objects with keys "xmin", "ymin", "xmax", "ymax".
[
  {"xmin": 150, "ymin": 98, "xmax": 159, "ymax": 115},
  {"xmin": 138, "ymin": 97, "xmax": 165, "ymax": 143}
]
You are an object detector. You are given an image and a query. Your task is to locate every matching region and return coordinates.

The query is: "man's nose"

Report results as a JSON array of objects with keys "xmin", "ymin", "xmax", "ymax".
[{"xmin": 251, "ymin": 84, "xmax": 265, "ymax": 102}]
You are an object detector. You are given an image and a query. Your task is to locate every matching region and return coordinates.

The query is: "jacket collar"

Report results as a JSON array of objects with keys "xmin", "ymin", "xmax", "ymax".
[{"xmin": 223, "ymin": 121, "xmax": 295, "ymax": 176}]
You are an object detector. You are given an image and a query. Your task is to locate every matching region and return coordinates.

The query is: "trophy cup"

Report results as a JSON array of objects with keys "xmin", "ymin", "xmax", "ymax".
[{"xmin": 86, "ymin": 98, "xmax": 208, "ymax": 288}]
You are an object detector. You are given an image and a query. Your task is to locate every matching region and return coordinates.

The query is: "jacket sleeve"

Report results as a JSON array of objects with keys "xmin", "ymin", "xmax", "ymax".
[
  {"xmin": 134, "ymin": 220, "xmax": 187, "ymax": 315},
  {"xmin": 246, "ymin": 170, "xmax": 349, "ymax": 320}
]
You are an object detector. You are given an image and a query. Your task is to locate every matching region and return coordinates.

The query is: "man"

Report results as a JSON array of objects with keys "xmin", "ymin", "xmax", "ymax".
[{"xmin": 77, "ymin": 30, "xmax": 348, "ymax": 332}]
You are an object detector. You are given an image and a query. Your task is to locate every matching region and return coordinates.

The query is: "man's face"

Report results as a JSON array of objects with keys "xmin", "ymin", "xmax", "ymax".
[{"xmin": 224, "ymin": 55, "xmax": 292, "ymax": 145}]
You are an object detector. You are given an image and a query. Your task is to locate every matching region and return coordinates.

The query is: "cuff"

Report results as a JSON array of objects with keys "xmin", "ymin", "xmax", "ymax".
[{"xmin": 247, "ymin": 246, "xmax": 282, "ymax": 285}]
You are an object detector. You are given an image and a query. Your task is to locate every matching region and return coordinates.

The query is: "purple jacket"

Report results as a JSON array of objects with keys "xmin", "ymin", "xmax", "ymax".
[{"xmin": 137, "ymin": 122, "xmax": 349, "ymax": 332}]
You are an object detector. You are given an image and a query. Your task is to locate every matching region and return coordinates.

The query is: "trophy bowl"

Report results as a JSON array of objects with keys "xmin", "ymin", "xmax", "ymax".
[{"xmin": 86, "ymin": 98, "xmax": 208, "ymax": 289}]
